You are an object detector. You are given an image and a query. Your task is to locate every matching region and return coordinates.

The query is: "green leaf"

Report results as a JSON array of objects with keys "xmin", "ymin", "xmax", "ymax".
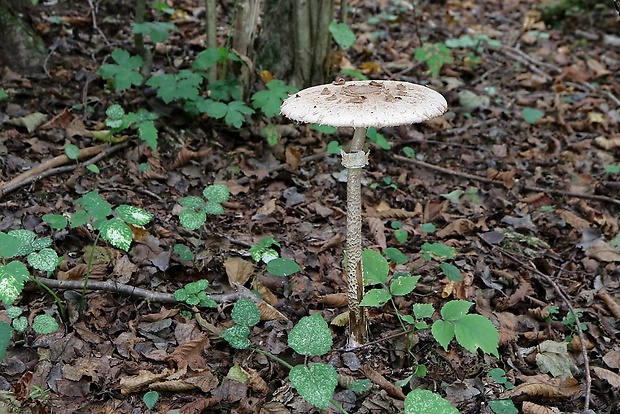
[
  {"xmin": 5, "ymin": 306, "xmax": 22, "ymax": 319},
  {"xmin": 70, "ymin": 210, "xmax": 91, "ymax": 228},
  {"xmin": 179, "ymin": 209, "xmax": 206, "ymax": 231},
  {"xmin": 289, "ymin": 363, "xmax": 338, "ymax": 409},
  {"xmin": 32, "ymin": 314, "xmax": 58, "ymax": 334},
  {"xmin": 328, "ymin": 21, "xmax": 356, "ymax": 50},
  {"xmin": 266, "ymin": 258, "xmax": 301, "ymax": 277},
  {"xmin": 487, "ymin": 368, "xmax": 515, "ymax": 389},
  {"xmin": 0, "ymin": 90, "xmax": 8, "ymax": 100},
  {"xmin": 431, "ymin": 319, "xmax": 455, "ymax": 351},
  {"xmin": 403, "ymin": 146, "xmax": 416, "ymax": 158},
  {"xmin": 404, "ymin": 389, "xmax": 459, "ymax": 414},
  {"xmin": 488, "ymin": 399, "xmax": 518, "ymax": 414},
  {"xmin": 27, "ymin": 248, "xmax": 59, "ymax": 273},
  {"xmin": 0, "ymin": 261, "xmax": 30, "ymax": 305},
  {"xmin": 394, "ymin": 229, "xmax": 408, "ymax": 243},
  {"xmin": 362, "ymin": 249, "xmax": 389, "ymax": 285},
  {"xmin": 366, "ymin": 127, "xmax": 390, "ymax": 150},
  {"xmin": 0, "ymin": 321, "xmax": 13, "ymax": 360},
  {"xmin": 288, "ymin": 313, "xmax": 332, "ymax": 356},
  {"xmin": 221, "ymin": 324, "xmax": 251, "ymax": 349},
  {"xmin": 203, "ymin": 184, "xmax": 230, "ymax": 203},
  {"xmin": 348, "ymin": 379, "xmax": 372, "ymax": 393},
  {"xmin": 179, "ymin": 196, "xmax": 205, "ymax": 209},
  {"xmin": 390, "ymin": 276, "xmax": 420, "ymax": 296},
  {"xmin": 142, "ymin": 390, "xmax": 159, "ymax": 410},
  {"xmin": 0, "ymin": 232, "xmax": 23, "ymax": 259},
  {"xmin": 604, "ymin": 164, "xmax": 620, "ymax": 174},
  {"xmin": 173, "ymin": 244, "xmax": 194, "ymax": 261},
  {"xmin": 146, "ymin": 70, "xmax": 203, "ymax": 103},
  {"xmin": 42, "ymin": 214, "xmax": 67, "ymax": 230},
  {"xmin": 8, "ymin": 229, "xmax": 36, "ymax": 256},
  {"xmin": 440, "ymin": 262, "xmax": 462, "ymax": 282},
  {"xmin": 340, "ymin": 68, "xmax": 368, "ymax": 80},
  {"xmin": 326, "ymin": 140, "xmax": 342, "ymax": 155},
  {"xmin": 31, "ymin": 237, "xmax": 52, "ymax": 251},
  {"xmin": 359, "ymin": 288, "xmax": 391, "ymax": 307},
  {"xmin": 131, "ymin": 21, "xmax": 178, "ymax": 43},
  {"xmin": 193, "ymin": 48, "xmax": 224, "ymax": 71},
  {"xmin": 76, "ymin": 190, "xmax": 112, "ymax": 220},
  {"xmin": 231, "ymin": 298, "xmax": 260, "ymax": 327},
  {"xmin": 421, "ymin": 242, "xmax": 456, "ymax": 261},
  {"xmin": 522, "ymin": 107, "xmax": 545, "ymax": 124},
  {"xmin": 440, "ymin": 189, "xmax": 464, "ymax": 204},
  {"xmin": 174, "ymin": 288, "xmax": 188, "ymax": 302},
  {"xmin": 12, "ymin": 316, "xmax": 28, "ymax": 332},
  {"xmin": 383, "ymin": 247, "xmax": 408, "ymax": 265},
  {"xmin": 454, "ymin": 314, "xmax": 499, "ymax": 357},
  {"xmin": 137, "ymin": 120, "xmax": 158, "ymax": 152},
  {"xmin": 441, "ymin": 300, "xmax": 473, "ymax": 321},
  {"xmin": 311, "ymin": 124, "xmax": 337, "ymax": 134},
  {"xmin": 99, "ymin": 218, "xmax": 133, "ymax": 251},
  {"xmin": 412, "ymin": 303, "xmax": 435, "ymax": 320},
  {"xmin": 414, "ymin": 43, "xmax": 454, "ymax": 77},
  {"xmin": 97, "ymin": 49, "xmax": 144, "ymax": 91},
  {"xmin": 65, "ymin": 144, "xmax": 80, "ymax": 160},
  {"xmin": 115, "ymin": 205, "xmax": 153, "ymax": 226},
  {"xmin": 251, "ymin": 79, "xmax": 298, "ymax": 117},
  {"xmin": 87, "ymin": 164, "xmax": 100, "ymax": 173}
]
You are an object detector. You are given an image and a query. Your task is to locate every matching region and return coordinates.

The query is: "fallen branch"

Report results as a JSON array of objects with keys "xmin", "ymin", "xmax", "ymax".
[
  {"xmin": 33, "ymin": 277, "xmax": 258, "ymax": 305},
  {"xmin": 0, "ymin": 142, "xmax": 129, "ymax": 200},
  {"xmin": 393, "ymin": 155, "xmax": 620, "ymax": 207}
]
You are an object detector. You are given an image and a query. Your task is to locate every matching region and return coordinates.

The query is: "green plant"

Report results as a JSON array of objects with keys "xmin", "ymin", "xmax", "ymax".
[
  {"xmin": 131, "ymin": 21, "xmax": 178, "ymax": 43},
  {"xmin": 142, "ymin": 390, "xmax": 159, "ymax": 410},
  {"xmin": 329, "ymin": 21, "xmax": 356, "ymax": 50},
  {"xmin": 97, "ymin": 49, "xmax": 144, "ymax": 91},
  {"xmin": 29, "ymin": 385, "xmax": 51, "ymax": 403},
  {"xmin": 178, "ymin": 183, "xmax": 230, "ymax": 231},
  {"xmin": 421, "ymin": 242, "xmax": 462, "ymax": 282},
  {"xmin": 251, "ymin": 79, "xmax": 299, "ymax": 118},
  {"xmin": 603, "ymin": 164, "xmax": 620, "ymax": 174},
  {"xmin": 370, "ymin": 176, "xmax": 397, "ymax": 190},
  {"xmin": 94, "ymin": 104, "xmax": 159, "ymax": 152},
  {"xmin": 6, "ymin": 306, "xmax": 58, "ymax": 335},
  {"xmin": 391, "ymin": 220, "xmax": 408, "ymax": 243},
  {"xmin": 561, "ymin": 308, "xmax": 587, "ymax": 334},
  {"xmin": 0, "ymin": 90, "xmax": 8, "ymax": 100},
  {"xmin": 522, "ymin": 107, "xmax": 545, "ymax": 124},
  {"xmin": 221, "ymin": 301, "xmax": 345, "ymax": 412},
  {"xmin": 250, "ymin": 238, "xmax": 302, "ymax": 277},
  {"xmin": 366, "ymin": 127, "xmax": 390, "ymax": 150},
  {"xmin": 414, "ymin": 42, "xmax": 454, "ymax": 77},
  {"xmin": 146, "ymin": 70, "xmax": 203, "ymax": 104},
  {"xmin": 174, "ymin": 279, "xmax": 217, "ymax": 308}
]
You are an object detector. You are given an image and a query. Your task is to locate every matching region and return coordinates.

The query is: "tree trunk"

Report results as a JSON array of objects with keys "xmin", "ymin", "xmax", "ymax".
[{"xmin": 0, "ymin": 0, "xmax": 46, "ymax": 75}]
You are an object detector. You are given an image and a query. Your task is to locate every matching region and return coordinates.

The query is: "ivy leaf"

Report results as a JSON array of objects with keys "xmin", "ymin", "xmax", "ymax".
[
  {"xmin": 251, "ymin": 80, "xmax": 298, "ymax": 117},
  {"xmin": 289, "ymin": 363, "xmax": 338, "ymax": 409},
  {"xmin": 288, "ymin": 314, "xmax": 332, "ymax": 356}
]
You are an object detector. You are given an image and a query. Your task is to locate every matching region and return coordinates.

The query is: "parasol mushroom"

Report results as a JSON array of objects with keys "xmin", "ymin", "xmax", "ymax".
[{"xmin": 280, "ymin": 80, "xmax": 447, "ymax": 348}]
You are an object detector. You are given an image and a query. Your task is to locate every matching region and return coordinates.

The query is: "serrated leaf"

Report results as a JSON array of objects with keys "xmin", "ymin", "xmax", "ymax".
[
  {"xmin": 142, "ymin": 390, "xmax": 159, "ymax": 410},
  {"xmin": 384, "ymin": 247, "xmax": 408, "ymax": 264},
  {"xmin": 76, "ymin": 190, "xmax": 112, "ymax": 219},
  {"xmin": 231, "ymin": 298, "xmax": 260, "ymax": 327},
  {"xmin": 454, "ymin": 314, "xmax": 499, "ymax": 357},
  {"xmin": 266, "ymin": 258, "xmax": 301, "ymax": 277},
  {"xmin": 131, "ymin": 21, "xmax": 177, "ymax": 43},
  {"xmin": 32, "ymin": 314, "xmax": 58, "ymax": 334},
  {"xmin": 99, "ymin": 218, "xmax": 133, "ymax": 251},
  {"xmin": 203, "ymin": 201, "xmax": 225, "ymax": 215},
  {"xmin": 440, "ymin": 262, "xmax": 462, "ymax": 282},
  {"xmin": 362, "ymin": 249, "xmax": 389, "ymax": 285},
  {"xmin": 115, "ymin": 205, "xmax": 153, "ymax": 226},
  {"xmin": 405, "ymin": 389, "xmax": 459, "ymax": 414},
  {"xmin": 70, "ymin": 210, "xmax": 91, "ymax": 228},
  {"xmin": 0, "ymin": 261, "xmax": 30, "ymax": 305},
  {"xmin": 203, "ymin": 184, "xmax": 230, "ymax": 203},
  {"xmin": 252, "ymin": 79, "xmax": 298, "ymax": 117},
  {"xmin": 5, "ymin": 306, "xmax": 22, "ymax": 319},
  {"xmin": 289, "ymin": 363, "xmax": 338, "ymax": 409},
  {"xmin": 390, "ymin": 276, "xmax": 420, "ymax": 296},
  {"xmin": 174, "ymin": 289, "xmax": 188, "ymax": 302},
  {"xmin": 288, "ymin": 313, "xmax": 332, "ymax": 356},
  {"xmin": 431, "ymin": 319, "xmax": 455, "ymax": 351},
  {"xmin": 441, "ymin": 300, "xmax": 473, "ymax": 321},
  {"xmin": 179, "ymin": 209, "xmax": 206, "ymax": 231},
  {"xmin": 359, "ymin": 288, "xmax": 391, "ymax": 307},
  {"xmin": 179, "ymin": 196, "xmax": 205, "ymax": 209},
  {"xmin": 0, "ymin": 232, "xmax": 22, "ymax": 259},
  {"xmin": 221, "ymin": 324, "xmax": 251, "ymax": 349},
  {"xmin": 27, "ymin": 248, "xmax": 59, "ymax": 272},
  {"xmin": 412, "ymin": 303, "xmax": 434, "ymax": 320},
  {"xmin": 138, "ymin": 120, "xmax": 158, "ymax": 152},
  {"xmin": 32, "ymin": 237, "xmax": 52, "ymax": 251},
  {"xmin": 8, "ymin": 229, "xmax": 36, "ymax": 256}
]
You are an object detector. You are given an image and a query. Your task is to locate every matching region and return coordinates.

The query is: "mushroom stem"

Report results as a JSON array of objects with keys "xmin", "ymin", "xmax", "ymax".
[{"xmin": 343, "ymin": 126, "xmax": 368, "ymax": 348}]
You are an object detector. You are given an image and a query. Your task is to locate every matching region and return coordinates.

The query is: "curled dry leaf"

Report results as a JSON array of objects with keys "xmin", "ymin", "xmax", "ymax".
[
  {"xmin": 557, "ymin": 209, "xmax": 590, "ymax": 230},
  {"xmin": 165, "ymin": 335, "xmax": 210, "ymax": 371},
  {"xmin": 436, "ymin": 218, "xmax": 475, "ymax": 238},
  {"xmin": 172, "ymin": 143, "xmax": 212, "ymax": 168},
  {"xmin": 244, "ymin": 366, "xmax": 270, "ymax": 394},
  {"xmin": 225, "ymin": 257, "xmax": 255, "ymax": 287},
  {"xmin": 594, "ymin": 134, "xmax": 620, "ymax": 150},
  {"xmin": 501, "ymin": 375, "xmax": 579, "ymax": 401},
  {"xmin": 120, "ymin": 369, "xmax": 173, "ymax": 395},
  {"xmin": 603, "ymin": 349, "xmax": 620, "ymax": 370},
  {"xmin": 521, "ymin": 401, "xmax": 560, "ymax": 414},
  {"xmin": 257, "ymin": 301, "xmax": 289, "ymax": 322},
  {"xmin": 592, "ymin": 367, "xmax": 620, "ymax": 388},
  {"xmin": 586, "ymin": 239, "xmax": 620, "ymax": 262},
  {"xmin": 322, "ymin": 293, "xmax": 348, "ymax": 308}
]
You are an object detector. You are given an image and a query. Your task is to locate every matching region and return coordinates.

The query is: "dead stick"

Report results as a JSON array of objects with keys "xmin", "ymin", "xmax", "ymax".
[{"xmin": 393, "ymin": 155, "xmax": 620, "ymax": 207}]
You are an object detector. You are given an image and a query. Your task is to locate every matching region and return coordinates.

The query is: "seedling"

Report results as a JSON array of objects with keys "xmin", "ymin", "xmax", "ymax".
[
  {"xmin": 178, "ymin": 184, "xmax": 230, "ymax": 231},
  {"xmin": 94, "ymin": 104, "xmax": 159, "ymax": 151},
  {"xmin": 29, "ymin": 385, "xmax": 52, "ymax": 403},
  {"xmin": 173, "ymin": 280, "xmax": 217, "ymax": 308},
  {"xmin": 146, "ymin": 70, "xmax": 203, "ymax": 104},
  {"xmin": 414, "ymin": 42, "xmax": 454, "ymax": 77},
  {"xmin": 131, "ymin": 21, "xmax": 178, "ymax": 43},
  {"xmin": 142, "ymin": 390, "xmax": 159, "ymax": 410},
  {"xmin": 391, "ymin": 220, "xmax": 408, "ymax": 243},
  {"xmin": 250, "ymin": 238, "xmax": 302, "ymax": 277}
]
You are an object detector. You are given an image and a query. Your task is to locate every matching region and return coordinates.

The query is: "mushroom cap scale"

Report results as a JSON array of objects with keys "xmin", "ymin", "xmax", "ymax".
[{"xmin": 280, "ymin": 80, "xmax": 447, "ymax": 128}]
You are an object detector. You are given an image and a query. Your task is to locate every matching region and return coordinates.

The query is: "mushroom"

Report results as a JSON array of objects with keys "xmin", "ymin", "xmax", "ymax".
[{"xmin": 280, "ymin": 80, "xmax": 447, "ymax": 348}]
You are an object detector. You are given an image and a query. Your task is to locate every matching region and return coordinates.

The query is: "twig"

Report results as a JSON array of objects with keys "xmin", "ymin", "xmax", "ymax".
[
  {"xmin": 0, "ymin": 143, "xmax": 128, "ymax": 200},
  {"xmin": 86, "ymin": 0, "xmax": 110, "ymax": 46},
  {"xmin": 33, "ymin": 277, "xmax": 258, "ymax": 305},
  {"xmin": 481, "ymin": 243, "xmax": 593, "ymax": 411},
  {"xmin": 392, "ymin": 155, "xmax": 620, "ymax": 207}
]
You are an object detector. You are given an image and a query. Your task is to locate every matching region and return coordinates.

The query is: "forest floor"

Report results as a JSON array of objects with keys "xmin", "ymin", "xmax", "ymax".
[{"xmin": 1, "ymin": 0, "xmax": 620, "ymax": 413}]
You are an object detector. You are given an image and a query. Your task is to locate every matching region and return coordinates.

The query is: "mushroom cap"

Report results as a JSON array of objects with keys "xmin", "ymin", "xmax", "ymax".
[{"xmin": 280, "ymin": 80, "xmax": 447, "ymax": 128}]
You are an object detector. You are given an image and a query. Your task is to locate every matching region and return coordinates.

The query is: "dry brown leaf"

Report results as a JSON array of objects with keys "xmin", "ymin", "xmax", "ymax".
[
  {"xmin": 254, "ymin": 280, "xmax": 279, "ymax": 306},
  {"xmin": 120, "ymin": 369, "xmax": 173, "ymax": 395},
  {"xmin": 367, "ymin": 217, "xmax": 387, "ymax": 249},
  {"xmin": 557, "ymin": 209, "xmax": 590, "ymax": 230},
  {"xmin": 165, "ymin": 335, "xmax": 210, "ymax": 370},
  {"xmin": 486, "ymin": 168, "xmax": 516, "ymax": 188},
  {"xmin": 257, "ymin": 301, "xmax": 289, "ymax": 322},
  {"xmin": 495, "ymin": 281, "xmax": 534, "ymax": 311},
  {"xmin": 366, "ymin": 208, "xmax": 417, "ymax": 220},
  {"xmin": 285, "ymin": 146, "xmax": 301, "ymax": 170},
  {"xmin": 321, "ymin": 293, "xmax": 348, "ymax": 308},
  {"xmin": 180, "ymin": 397, "xmax": 220, "ymax": 414},
  {"xmin": 603, "ymin": 350, "xmax": 620, "ymax": 370},
  {"xmin": 361, "ymin": 364, "xmax": 406, "ymax": 400},
  {"xmin": 502, "ymin": 375, "xmax": 578, "ymax": 401},
  {"xmin": 521, "ymin": 401, "xmax": 560, "ymax": 414},
  {"xmin": 586, "ymin": 239, "xmax": 620, "ymax": 262},
  {"xmin": 259, "ymin": 401, "xmax": 290, "ymax": 414},
  {"xmin": 225, "ymin": 257, "xmax": 255, "ymax": 286},
  {"xmin": 244, "ymin": 366, "xmax": 270, "ymax": 394},
  {"xmin": 594, "ymin": 134, "xmax": 620, "ymax": 150},
  {"xmin": 185, "ymin": 370, "xmax": 220, "ymax": 393},
  {"xmin": 56, "ymin": 263, "xmax": 108, "ymax": 281},
  {"xmin": 436, "ymin": 218, "xmax": 475, "ymax": 238},
  {"xmin": 141, "ymin": 306, "xmax": 178, "ymax": 322},
  {"xmin": 592, "ymin": 367, "xmax": 620, "ymax": 388}
]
